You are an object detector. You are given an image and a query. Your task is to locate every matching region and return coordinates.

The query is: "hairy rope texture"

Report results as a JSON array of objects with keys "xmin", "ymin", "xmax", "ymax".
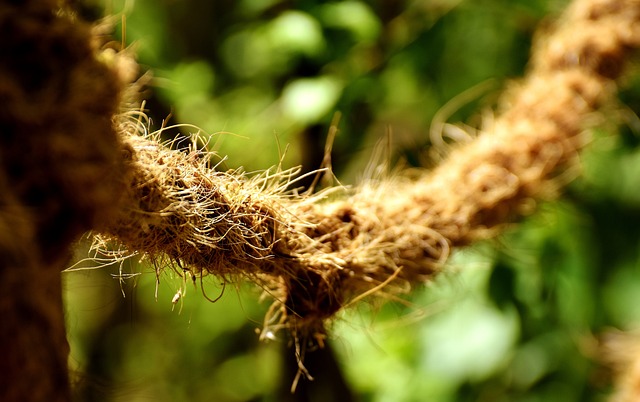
[
  {"xmin": 2, "ymin": 0, "xmax": 638, "ymax": 400},
  {"xmin": 97, "ymin": 0, "xmax": 640, "ymax": 360}
]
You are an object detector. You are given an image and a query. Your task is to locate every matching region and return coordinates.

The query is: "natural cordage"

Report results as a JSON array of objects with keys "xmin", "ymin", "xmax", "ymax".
[
  {"xmin": 96, "ymin": 0, "xmax": 640, "ymax": 364},
  {"xmin": 3, "ymin": 0, "xmax": 640, "ymax": 400}
]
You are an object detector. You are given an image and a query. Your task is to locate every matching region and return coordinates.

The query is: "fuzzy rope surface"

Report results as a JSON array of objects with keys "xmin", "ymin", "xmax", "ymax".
[
  {"xmin": 4, "ymin": 0, "xmax": 639, "ymax": 400},
  {"xmin": 96, "ymin": 0, "xmax": 640, "ymax": 350}
]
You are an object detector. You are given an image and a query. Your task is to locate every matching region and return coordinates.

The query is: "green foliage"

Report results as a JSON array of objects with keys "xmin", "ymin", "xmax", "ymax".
[
  {"xmin": 89, "ymin": 0, "xmax": 553, "ymax": 175},
  {"xmin": 65, "ymin": 0, "xmax": 640, "ymax": 400}
]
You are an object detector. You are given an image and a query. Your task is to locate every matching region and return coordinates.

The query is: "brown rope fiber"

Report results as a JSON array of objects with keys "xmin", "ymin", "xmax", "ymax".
[
  {"xmin": 2, "ymin": 0, "xmax": 640, "ymax": 399},
  {"xmin": 95, "ymin": 0, "xmax": 640, "ymax": 349}
]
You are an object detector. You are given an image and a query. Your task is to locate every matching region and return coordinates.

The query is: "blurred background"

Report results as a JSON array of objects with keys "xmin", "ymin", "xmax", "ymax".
[{"xmin": 65, "ymin": 0, "xmax": 640, "ymax": 400}]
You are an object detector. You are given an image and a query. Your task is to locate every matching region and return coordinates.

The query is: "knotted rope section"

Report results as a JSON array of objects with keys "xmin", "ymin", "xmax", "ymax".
[{"xmin": 93, "ymin": 0, "xmax": 640, "ymax": 377}]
